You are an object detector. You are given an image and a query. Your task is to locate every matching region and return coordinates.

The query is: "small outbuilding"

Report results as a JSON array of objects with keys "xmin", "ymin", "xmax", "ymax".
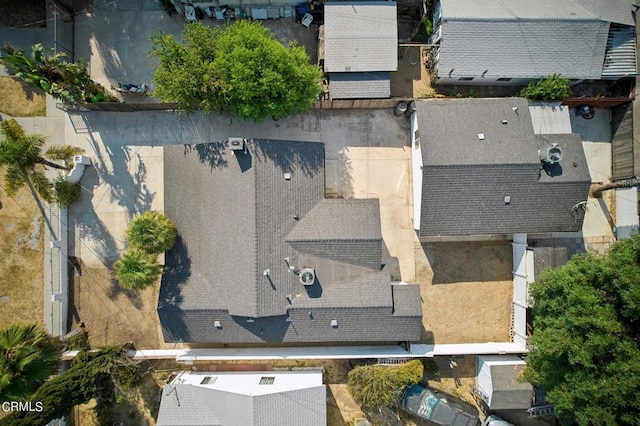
[{"xmin": 476, "ymin": 355, "xmax": 533, "ymax": 410}]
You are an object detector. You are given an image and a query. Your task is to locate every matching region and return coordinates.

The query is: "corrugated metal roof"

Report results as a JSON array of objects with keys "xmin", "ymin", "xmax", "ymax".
[
  {"xmin": 324, "ymin": 2, "xmax": 397, "ymax": 72},
  {"xmin": 602, "ymin": 24, "xmax": 637, "ymax": 77},
  {"xmin": 437, "ymin": 19, "xmax": 610, "ymax": 80},
  {"xmin": 437, "ymin": 0, "xmax": 635, "ymax": 80},
  {"xmin": 440, "ymin": 0, "xmax": 634, "ymax": 22},
  {"xmin": 329, "ymin": 72, "xmax": 391, "ymax": 99}
]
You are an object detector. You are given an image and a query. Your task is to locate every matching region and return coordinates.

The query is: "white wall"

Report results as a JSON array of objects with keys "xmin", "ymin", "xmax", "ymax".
[{"xmin": 411, "ymin": 112, "xmax": 423, "ymax": 231}]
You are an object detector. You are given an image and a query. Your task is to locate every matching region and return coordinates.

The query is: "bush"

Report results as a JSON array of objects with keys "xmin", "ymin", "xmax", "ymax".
[
  {"xmin": 126, "ymin": 211, "xmax": 177, "ymax": 255},
  {"xmin": 53, "ymin": 176, "xmax": 81, "ymax": 207},
  {"xmin": 518, "ymin": 74, "xmax": 571, "ymax": 101},
  {"xmin": 114, "ymin": 249, "xmax": 162, "ymax": 291},
  {"xmin": 347, "ymin": 359, "xmax": 424, "ymax": 408}
]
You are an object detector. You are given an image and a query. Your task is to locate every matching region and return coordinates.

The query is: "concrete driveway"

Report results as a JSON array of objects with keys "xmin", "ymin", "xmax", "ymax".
[{"xmin": 64, "ymin": 108, "xmax": 416, "ymax": 280}]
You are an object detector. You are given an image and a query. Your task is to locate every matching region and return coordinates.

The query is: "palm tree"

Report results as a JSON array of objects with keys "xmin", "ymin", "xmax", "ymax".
[
  {"xmin": 0, "ymin": 119, "xmax": 68, "ymax": 205},
  {"xmin": 592, "ymin": 177, "xmax": 640, "ymax": 196},
  {"xmin": 0, "ymin": 324, "xmax": 61, "ymax": 401},
  {"xmin": 126, "ymin": 211, "xmax": 177, "ymax": 254},
  {"xmin": 114, "ymin": 249, "xmax": 163, "ymax": 291}
]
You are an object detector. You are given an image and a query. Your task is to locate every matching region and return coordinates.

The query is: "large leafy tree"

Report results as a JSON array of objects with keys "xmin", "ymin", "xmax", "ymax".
[
  {"xmin": 126, "ymin": 211, "xmax": 177, "ymax": 254},
  {"xmin": 347, "ymin": 359, "xmax": 424, "ymax": 408},
  {"xmin": 151, "ymin": 21, "xmax": 323, "ymax": 121},
  {"xmin": 0, "ymin": 324, "xmax": 61, "ymax": 401},
  {"xmin": 1, "ymin": 345, "xmax": 134, "ymax": 425},
  {"xmin": 524, "ymin": 235, "xmax": 640, "ymax": 425},
  {"xmin": 0, "ymin": 44, "xmax": 116, "ymax": 105}
]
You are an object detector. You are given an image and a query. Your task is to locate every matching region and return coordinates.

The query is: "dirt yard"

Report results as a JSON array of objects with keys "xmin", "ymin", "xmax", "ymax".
[
  {"xmin": 0, "ymin": 77, "xmax": 46, "ymax": 117},
  {"xmin": 69, "ymin": 265, "xmax": 163, "ymax": 349},
  {"xmin": 416, "ymin": 241, "xmax": 513, "ymax": 344},
  {"xmin": 0, "ymin": 180, "xmax": 44, "ymax": 329}
]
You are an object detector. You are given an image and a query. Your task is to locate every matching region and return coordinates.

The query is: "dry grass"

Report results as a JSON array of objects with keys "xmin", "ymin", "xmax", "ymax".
[
  {"xmin": 0, "ymin": 177, "xmax": 44, "ymax": 329},
  {"xmin": 0, "ymin": 77, "xmax": 47, "ymax": 117}
]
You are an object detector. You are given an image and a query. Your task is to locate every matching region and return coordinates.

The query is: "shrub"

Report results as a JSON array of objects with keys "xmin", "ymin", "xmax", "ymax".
[
  {"xmin": 126, "ymin": 211, "xmax": 177, "ymax": 255},
  {"xmin": 53, "ymin": 176, "xmax": 81, "ymax": 207},
  {"xmin": 518, "ymin": 74, "xmax": 571, "ymax": 101},
  {"xmin": 114, "ymin": 249, "xmax": 162, "ymax": 291},
  {"xmin": 347, "ymin": 359, "xmax": 424, "ymax": 408}
]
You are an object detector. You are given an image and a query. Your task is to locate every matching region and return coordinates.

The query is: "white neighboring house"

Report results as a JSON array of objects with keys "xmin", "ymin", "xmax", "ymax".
[{"xmin": 156, "ymin": 370, "xmax": 326, "ymax": 426}]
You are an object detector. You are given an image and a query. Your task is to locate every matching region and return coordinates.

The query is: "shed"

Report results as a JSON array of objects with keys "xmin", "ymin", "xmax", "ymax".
[{"xmin": 476, "ymin": 355, "xmax": 533, "ymax": 410}]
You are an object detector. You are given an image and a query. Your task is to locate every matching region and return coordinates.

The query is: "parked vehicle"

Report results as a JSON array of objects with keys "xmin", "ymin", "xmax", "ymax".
[
  {"xmin": 400, "ymin": 384, "xmax": 479, "ymax": 426},
  {"xmin": 482, "ymin": 415, "xmax": 515, "ymax": 426},
  {"xmin": 116, "ymin": 83, "xmax": 148, "ymax": 94}
]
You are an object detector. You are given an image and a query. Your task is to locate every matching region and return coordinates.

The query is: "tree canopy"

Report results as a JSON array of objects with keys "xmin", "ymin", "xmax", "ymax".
[
  {"xmin": 0, "ymin": 324, "xmax": 61, "ymax": 401},
  {"xmin": 524, "ymin": 235, "xmax": 640, "ymax": 425},
  {"xmin": 150, "ymin": 21, "xmax": 323, "ymax": 121},
  {"xmin": 518, "ymin": 74, "xmax": 571, "ymax": 101},
  {"xmin": 0, "ymin": 118, "xmax": 83, "ymax": 208},
  {"xmin": 1, "ymin": 345, "xmax": 132, "ymax": 426},
  {"xmin": 347, "ymin": 359, "xmax": 424, "ymax": 408}
]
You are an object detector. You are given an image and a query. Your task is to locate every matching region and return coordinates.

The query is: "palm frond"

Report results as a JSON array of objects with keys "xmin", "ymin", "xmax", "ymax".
[
  {"xmin": 26, "ymin": 170, "xmax": 53, "ymax": 203},
  {"xmin": 3, "ymin": 165, "xmax": 26, "ymax": 196}
]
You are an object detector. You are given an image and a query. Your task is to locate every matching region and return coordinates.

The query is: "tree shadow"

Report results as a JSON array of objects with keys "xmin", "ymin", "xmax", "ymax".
[
  {"xmin": 254, "ymin": 139, "xmax": 324, "ymax": 177},
  {"xmin": 183, "ymin": 142, "xmax": 228, "ymax": 170},
  {"xmin": 70, "ymin": 166, "xmax": 120, "ymax": 268},
  {"xmin": 326, "ymin": 147, "xmax": 354, "ymax": 199}
]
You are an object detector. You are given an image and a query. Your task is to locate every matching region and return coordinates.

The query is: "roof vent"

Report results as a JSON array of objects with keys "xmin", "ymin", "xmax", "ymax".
[
  {"xmin": 228, "ymin": 137, "xmax": 247, "ymax": 154},
  {"xmin": 299, "ymin": 268, "xmax": 315, "ymax": 286},
  {"xmin": 502, "ymin": 120, "xmax": 508, "ymax": 125},
  {"xmin": 540, "ymin": 145, "xmax": 563, "ymax": 165},
  {"xmin": 477, "ymin": 133, "xmax": 485, "ymax": 140},
  {"xmin": 263, "ymin": 269, "xmax": 271, "ymax": 276},
  {"xmin": 284, "ymin": 172, "xmax": 291, "ymax": 180},
  {"xmin": 504, "ymin": 196, "xmax": 511, "ymax": 205},
  {"xmin": 331, "ymin": 319, "xmax": 338, "ymax": 328},
  {"xmin": 214, "ymin": 320, "xmax": 222, "ymax": 328}
]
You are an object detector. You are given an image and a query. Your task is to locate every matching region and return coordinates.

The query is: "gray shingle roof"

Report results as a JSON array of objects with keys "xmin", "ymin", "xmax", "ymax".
[
  {"xmin": 416, "ymin": 99, "xmax": 591, "ymax": 237},
  {"xmin": 324, "ymin": 2, "xmax": 397, "ymax": 72},
  {"xmin": 329, "ymin": 72, "xmax": 391, "ymax": 99},
  {"xmin": 437, "ymin": 19, "xmax": 610, "ymax": 80},
  {"xmin": 159, "ymin": 139, "xmax": 423, "ymax": 344},
  {"xmin": 418, "ymin": 98, "xmax": 536, "ymax": 166},
  {"xmin": 156, "ymin": 373, "xmax": 326, "ymax": 426}
]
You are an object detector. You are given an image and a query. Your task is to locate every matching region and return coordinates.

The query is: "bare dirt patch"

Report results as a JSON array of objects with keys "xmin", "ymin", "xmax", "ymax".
[
  {"xmin": 0, "ymin": 0, "xmax": 46, "ymax": 27},
  {"xmin": 0, "ymin": 182, "xmax": 44, "ymax": 329},
  {"xmin": 69, "ymin": 265, "xmax": 162, "ymax": 349},
  {"xmin": 416, "ymin": 241, "xmax": 513, "ymax": 344},
  {"xmin": 0, "ymin": 77, "xmax": 47, "ymax": 117}
]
